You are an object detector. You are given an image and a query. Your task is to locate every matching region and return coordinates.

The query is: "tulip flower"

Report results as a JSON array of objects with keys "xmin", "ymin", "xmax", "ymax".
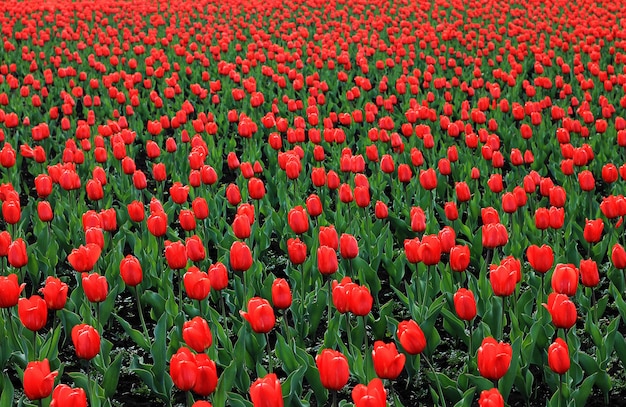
[
  {"xmin": 339, "ymin": 233, "xmax": 358, "ymax": 260},
  {"xmin": 81, "ymin": 273, "xmax": 108, "ymax": 303},
  {"xmin": 193, "ymin": 354, "xmax": 218, "ymax": 396},
  {"xmin": 184, "ymin": 267, "xmax": 211, "ymax": 301},
  {"xmin": 183, "ymin": 316, "xmax": 213, "ymax": 353},
  {"xmin": 449, "ymin": 245, "xmax": 470, "ymax": 272},
  {"xmin": 352, "ymin": 378, "xmax": 386, "ymax": 407},
  {"xmin": 271, "ymin": 278, "xmax": 292, "ymax": 310},
  {"xmin": 232, "ymin": 213, "xmax": 252, "ymax": 239},
  {"xmin": 240, "ymin": 297, "xmax": 275, "ymax": 334},
  {"xmin": 583, "ymin": 218, "xmax": 603, "ymax": 243},
  {"xmin": 170, "ymin": 347, "xmax": 198, "ymax": 391},
  {"xmin": 372, "ymin": 341, "xmax": 405, "ymax": 380},
  {"xmin": 71, "ymin": 324, "xmax": 101, "ymax": 360},
  {"xmin": 478, "ymin": 388, "xmax": 504, "ymax": 407},
  {"xmin": 207, "ymin": 262, "xmax": 228, "ymax": 291},
  {"xmin": 288, "ymin": 206, "xmax": 309, "ymax": 234},
  {"xmin": 8, "ymin": 238, "xmax": 28, "ymax": 268},
  {"xmin": 548, "ymin": 338, "xmax": 570, "ymax": 375},
  {"xmin": 319, "ymin": 226, "xmax": 339, "ymax": 250},
  {"xmin": 230, "ymin": 241, "xmax": 253, "ymax": 272},
  {"xmin": 612, "ymin": 243, "xmax": 626, "ymax": 269},
  {"xmin": 316, "ymin": 349, "xmax": 350, "ymax": 391},
  {"xmin": 544, "ymin": 293, "xmax": 577, "ymax": 329},
  {"xmin": 317, "ymin": 245, "xmax": 338, "ymax": 275},
  {"xmin": 18, "ymin": 295, "xmax": 47, "ymax": 332},
  {"xmin": 454, "ymin": 288, "xmax": 477, "ymax": 321},
  {"xmin": 50, "ymin": 384, "xmax": 87, "ymax": 407},
  {"xmin": 477, "ymin": 337, "xmax": 512, "ymax": 380},
  {"xmin": 397, "ymin": 320, "xmax": 426, "ymax": 355},
  {"xmin": 551, "ymin": 264, "xmax": 579, "ymax": 296},
  {"xmin": 40, "ymin": 276, "xmax": 68, "ymax": 310},
  {"xmin": 287, "ymin": 238, "xmax": 307, "ymax": 265},
  {"xmin": 526, "ymin": 244, "xmax": 554, "ymax": 274},
  {"xmin": 67, "ymin": 243, "xmax": 101, "ymax": 273},
  {"xmin": 0, "ymin": 273, "xmax": 25, "ymax": 308},
  {"xmin": 23, "ymin": 359, "xmax": 58, "ymax": 400},
  {"xmin": 250, "ymin": 373, "xmax": 283, "ymax": 407},
  {"xmin": 580, "ymin": 259, "xmax": 599, "ymax": 288},
  {"xmin": 120, "ymin": 255, "xmax": 142, "ymax": 287},
  {"xmin": 489, "ymin": 263, "xmax": 517, "ymax": 297}
]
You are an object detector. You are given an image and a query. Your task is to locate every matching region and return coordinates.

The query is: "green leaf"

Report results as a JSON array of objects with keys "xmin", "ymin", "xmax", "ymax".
[
  {"xmin": 572, "ymin": 373, "xmax": 597, "ymax": 406},
  {"xmin": 112, "ymin": 313, "xmax": 151, "ymax": 351},
  {"xmin": 103, "ymin": 352, "xmax": 124, "ymax": 398}
]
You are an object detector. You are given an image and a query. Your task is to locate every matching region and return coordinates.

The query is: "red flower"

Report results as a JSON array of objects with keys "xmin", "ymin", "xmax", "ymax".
[
  {"xmin": 410, "ymin": 206, "xmax": 426, "ymax": 232},
  {"xmin": 8, "ymin": 238, "xmax": 28, "ymax": 268},
  {"xmin": 50, "ymin": 384, "xmax": 87, "ymax": 407},
  {"xmin": 551, "ymin": 264, "xmax": 579, "ymax": 296},
  {"xmin": 319, "ymin": 226, "xmax": 338, "ymax": 250},
  {"xmin": 477, "ymin": 337, "xmax": 512, "ymax": 380},
  {"xmin": 169, "ymin": 182, "xmax": 190, "ymax": 204},
  {"xmin": 583, "ymin": 218, "xmax": 604, "ymax": 243},
  {"xmin": 580, "ymin": 259, "xmax": 599, "ymax": 288},
  {"xmin": 271, "ymin": 278, "xmax": 292, "ymax": 309},
  {"xmin": 482, "ymin": 223, "xmax": 508, "ymax": 249},
  {"xmin": 419, "ymin": 168, "xmax": 437, "ymax": 190},
  {"xmin": 193, "ymin": 354, "xmax": 218, "ymax": 397},
  {"xmin": 250, "ymin": 373, "xmax": 283, "ymax": 407},
  {"xmin": 186, "ymin": 236, "xmax": 206, "ymax": 262},
  {"xmin": 449, "ymin": 245, "xmax": 470, "ymax": 272},
  {"xmin": 478, "ymin": 388, "xmax": 504, "ymax": 407},
  {"xmin": 349, "ymin": 285, "xmax": 373, "ymax": 316},
  {"xmin": 543, "ymin": 293, "xmax": 577, "ymax": 329},
  {"xmin": 453, "ymin": 288, "xmax": 477, "ymax": 321},
  {"xmin": 18, "ymin": 295, "xmax": 47, "ymax": 332},
  {"xmin": 225, "ymin": 184, "xmax": 241, "ymax": 206},
  {"xmin": 207, "ymin": 262, "xmax": 228, "ymax": 291},
  {"xmin": 248, "ymin": 177, "xmax": 265, "ymax": 200},
  {"xmin": 404, "ymin": 238, "xmax": 421, "ymax": 263},
  {"xmin": 397, "ymin": 320, "xmax": 426, "ymax": 355},
  {"xmin": 2, "ymin": 199, "xmax": 21, "ymax": 224},
  {"xmin": 230, "ymin": 241, "xmax": 253, "ymax": 272},
  {"xmin": 0, "ymin": 273, "xmax": 25, "ymax": 308},
  {"xmin": 40, "ymin": 277, "xmax": 68, "ymax": 310},
  {"xmin": 548, "ymin": 338, "xmax": 570, "ymax": 375},
  {"xmin": 418, "ymin": 234, "xmax": 441, "ymax": 266},
  {"xmin": 192, "ymin": 197, "xmax": 209, "ymax": 220},
  {"xmin": 372, "ymin": 341, "xmax": 405, "ymax": 380},
  {"xmin": 170, "ymin": 347, "xmax": 198, "ymax": 391},
  {"xmin": 184, "ymin": 267, "xmax": 211, "ymax": 301},
  {"xmin": 240, "ymin": 297, "xmax": 275, "ymax": 333},
  {"xmin": 81, "ymin": 273, "xmax": 108, "ymax": 303},
  {"xmin": 317, "ymin": 245, "xmax": 338, "ymax": 275},
  {"xmin": 179, "ymin": 209, "xmax": 197, "ymax": 231},
  {"xmin": 165, "ymin": 240, "xmax": 187, "ymax": 270},
  {"xmin": 288, "ymin": 206, "xmax": 309, "ymax": 234},
  {"xmin": 375, "ymin": 201, "xmax": 388, "ymax": 219},
  {"xmin": 526, "ymin": 244, "xmax": 554, "ymax": 274},
  {"xmin": 316, "ymin": 349, "xmax": 350, "ymax": 391},
  {"xmin": 232, "ymin": 213, "xmax": 251, "ymax": 239},
  {"xmin": 489, "ymin": 263, "xmax": 517, "ymax": 297},
  {"xmin": 183, "ymin": 316, "xmax": 213, "ymax": 353},
  {"xmin": 578, "ymin": 170, "xmax": 595, "ymax": 191},
  {"xmin": 352, "ymin": 378, "xmax": 386, "ymax": 407},
  {"xmin": 71, "ymin": 324, "xmax": 101, "ymax": 360},
  {"xmin": 120, "ymin": 255, "xmax": 143, "ymax": 287},
  {"xmin": 147, "ymin": 211, "xmax": 168, "ymax": 237},
  {"xmin": 23, "ymin": 359, "xmax": 58, "ymax": 400},
  {"xmin": 455, "ymin": 182, "xmax": 471, "ymax": 202},
  {"xmin": 340, "ymin": 233, "xmax": 359, "ymax": 259},
  {"xmin": 36, "ymin": 201, "xmax": 53, "ymax": 222}
]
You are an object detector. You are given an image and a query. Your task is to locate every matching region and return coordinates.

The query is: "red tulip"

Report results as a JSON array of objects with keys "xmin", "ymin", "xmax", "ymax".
[
  {"xmin": 18, "ymin": 295, "xmax": 47, "ymax": 331},
  {"xmin": 40, "ymin": 276, "xmax": 68, "ymax": 310},
  {"xmin": 418, "ymin": 234, "xmax": 441, "ymax": 266},
  {"xmin": 397, "ymin": 320, "xmax": 426, "ymax": 355},
  {"xmin": 578, "ymin": 170, "xmax": 595, "ymax": 191},
  {"xmin": 170, "ymin": 347, "xmax": 198, "ymax": 391},
  {"xmin": 2, "ymin": 199, "xmax": 20, "ymax": 224},
  {"xmin": 316, "ymin": 349, "xmax": 350, "ymax": 391},
  {"xmin": 548, "ymin": 338, "xmax": 570, "ymax": 375},
  {"xmin": 226, "ymin": 184, "xmax": 242, "ymax": 206},
  {"xmin": 375, "ymin": 201, "xmax": 388, "ymax": 219},
  {"xmin": 551, "ymin": 264, "xmax": 579, "ymax": 296},
  {"xmin": 287, "ymin": 238, "xmax": 307, "ymax": 265},
  {"xmin": 477, "ymin": 337, "xmax": 512, "ymax": 380},
  {"xmin": 438, "ymin": 226, "xmax": 456, "ymax": 254},
  {"xmin": 404, "ymin": 238, "xmax": 421, "ymax": 263},
  {"xmin": 184, "ymin": 267, "xmax": 211, "ymax": 300},
  {"xmin": 526, "ymin": 244, "xmax": 554, "ymax": 274},
  {"xmin": 372, "ymin": 341, "xmax": 405, "ymax": 380},
  {"xmin": 349, "ymin": 285, "xmax": 373, "ymax": 316},
  {"xmin": 192, "ymin": 197, "xmax": 209, "ymax": 220},
  {"xmin": 50, "ymin": 384, "xmax": 87, "ymax": 407},
  {"xmin": 481, "ymin": 223, "xmax": 508, "ymax": 249},
  {"xmin": 237, "ymin": 203, "xmax": 256, "ymax": 224},
  {"xmin": 444, "ymin": 201, "xmax": 458, "ymax": 221},
  {"xmin": 612, "ymin": 243, "xmax": 626, "ymax": 269},
  {"xmin": 340, "ymin": 233, "xmax": 359, "ymax": 259},
  {"xmin": 147, "ymin": 211, "xmax": 168, "ymax": 237},
  {"xmin": 232, "ymin": 213, "xmax": 251, "ymax": 239},
  {"xmin": 23, "ymin": 359, "xmax": 58, "ymax": 400},
  {"xmin": 453, "ymin": 288, "xmax": 477, "ymax": 321},
  {"xmin": 478, "ymin": 388, "xmax": 504, "ymax": 407},
  {"xmin": 8, "ymin": 238, "xmax": 28, "ymax": 268},
  {"xmin": 165, "ymin": 240, "xmax": 187, "ymax": 270},
  {"xmin": 230, "ymin": 241, "xmax": 253, "ymax": 272},
  {"xmin": 81, "ymin": 273, "xmax": 108, "ymax": 303},
  {"xmin": 288, "ymin": 206, "xmax": 309, "ymax": 234},
  {"xmin": 120, "ymin": 255, "xmax": 143, "ymax": 287},
  {"xmin": 317, "ymin": 245, "xmax": 338, "ymax": 275},
  {"xmin": 410, "ymin": 206, "xmax": 426, "ymax": 232},
  {"xmin": 179, "ymin": 209, "xmax": 197, "ymax": 231},
  {"xmin": 271, "ymin": 278, "xmax": 292, "ymax": 309},
  {"xmin": 583, "ymin": 218, "xmax": 604, "ymax": 243},
  {"xmin": 240, "ymin": 297, "xmax": 275, "ymax": 333},
  {"xmin": 419, "ymin": 168, "xmax": 437, "ymax": 190},
  {"xmin": 207, "ymin": 262, "xmax": 228, "ymax": 291},
  {"xmin": 169, "ymin": 182, "xmax": 190, "ymax": 204},
  {"xmin": 543, "ymin": 293, "xmax": 577, "ymax": 329},
  {"xmin": 71, "ymin": 324, "xmax": 101, "ymax": 360},
  {"xmin": 449, "ymin": 245, "xmax": 470, "ymax": 272},
  {"xmin": 193, "ymin": 354, "xmax": 218, "ymax": 396},
  {"xmin": 250, "ymin": 373, "xmax": 283, "ymax": 407},
  {"xmin": 352, "ymin": 378, "xmax": 386, "ymax": 407},
  {"xmin": 186, "ymin": 236, "xmax": 206, "ymax": 262},
  {"xmin": 306, "ymin": 194, "xmax": 322, "ymax": 217},
  {"xmin": 455, "ymin": 182, "xmax": 471, "ymax": 202},
  {"xmin": 183, "ymin": 316, "xmax": 213, "ymax": 353},
  {"xmin": 0, "ymin": 273, "xmax": 25, "ymax": 308},
  {"xmin": 248, "ymin": 177, "xmax": 266, "ymax": 200},
  {"xmin": 489, "ymin": 263, "xmax": 517, "ymax": 297},
  {"xmin": 37, "ymin": 201, "xmax": 53, "ymax": 222},
  {"xmin": 580, "ymin": 259, "xmax": 599, "ymax": 288}
]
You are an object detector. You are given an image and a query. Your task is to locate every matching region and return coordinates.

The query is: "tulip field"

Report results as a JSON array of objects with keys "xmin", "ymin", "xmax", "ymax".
[{"xmin": 3, "ymin": 0, "xmax": 626, "ymax": 405}]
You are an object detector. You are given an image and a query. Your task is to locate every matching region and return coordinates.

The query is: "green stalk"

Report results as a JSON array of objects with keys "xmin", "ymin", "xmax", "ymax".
[
  {"xmin": 135, "ymin": 287, "xmax": 149, "ymax": 338},
  {"xmin": 266, "ymin": 332, "xmax": 273, "ymax": 373},
  {"xmin": 423, "ymin": 355, "xmax": 446, "ymax": 407}
]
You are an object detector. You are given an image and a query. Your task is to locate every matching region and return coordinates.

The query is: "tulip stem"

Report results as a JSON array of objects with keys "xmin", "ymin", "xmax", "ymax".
[
  {"xmin": 559, "ymin": 373, "xmax": 564, "ymax": 407},
  {"xmin": 220, "ymin": 293, "xmax": 229, "ymax": 332},
  {"xmin": 423, "ymin": 355, "xmax": 446, "ymax": 407},
  {"xmin": 265, "ymin": 332, "xmax": 273, "ymax": 373},
  {"xmin": 33, "ymin": 330, "xmax": 38, "ymax": 361},
  {"xmin": 186, "ymin": 391, "xmax": 194, "ymax": 407},
  {"xmin": 134, "ymin": 287, "xmax": 149, "ymax": 339},
  {"xmin": 345, "ymin": 315, "xmax": 353, "ymax": 351},
  {"xmin": 332, "ymin": 390, "xmax": 337, "ymax": 407},
  {"xmin": 327, "ymin": 278, "xmax": 332, "ymax": 330},
  {"xmin": 501, "ymin": 296, "xmax": 506, "ymax": 341},
  {"xmin": 363, "ymin": 315, "xmax": 369, "ymax": 380}
]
